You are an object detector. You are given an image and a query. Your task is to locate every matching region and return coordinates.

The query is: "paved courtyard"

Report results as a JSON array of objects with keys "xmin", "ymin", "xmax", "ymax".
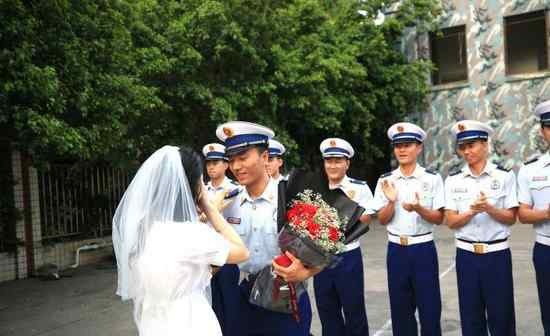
[{"xmin": 0, "ymin": 222, "xmax": 544, "ymax": 335}]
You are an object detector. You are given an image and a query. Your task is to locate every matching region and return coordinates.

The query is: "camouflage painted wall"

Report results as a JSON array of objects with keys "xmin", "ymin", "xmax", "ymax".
[{"xmin": 405, "ymin": 0, "xmax": 550, "ymax": 174}]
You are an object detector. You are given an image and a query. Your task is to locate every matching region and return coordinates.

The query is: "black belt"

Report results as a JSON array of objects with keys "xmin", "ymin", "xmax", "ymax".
[
  {"xmin": 457, "ymin": 238, "xmax": 508, "ymax": 245},
  {"xmin": 389, "ymin": 231, "xmax": 432, "ymax": 238}
]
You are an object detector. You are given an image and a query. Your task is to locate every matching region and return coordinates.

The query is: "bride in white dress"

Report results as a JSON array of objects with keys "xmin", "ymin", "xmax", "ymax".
[{"xmin": 112, "ymin": 145, "xmax": 249, "ymax": 336}]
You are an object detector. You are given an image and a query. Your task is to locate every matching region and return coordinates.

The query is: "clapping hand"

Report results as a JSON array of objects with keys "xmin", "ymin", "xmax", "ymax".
[
  {"xmin": 402, "ymin": 192, "xmax": 421, "ymax": 212},
  {"xmin": 382, "ymin": 180, "xmax": 398, "ymax": 202},
  {"xmin": 470, "ymin": 191, "xmax": 489, "ymax": 214}
]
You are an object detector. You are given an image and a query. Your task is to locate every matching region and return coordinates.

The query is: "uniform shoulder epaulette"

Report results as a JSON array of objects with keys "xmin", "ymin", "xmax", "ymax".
[
  {"xmin": 496, "ymin": 165, "xmax": 511, "ymax": 173},
  {"xmin": 524, "ymin": 157, "xmax": 539, "ymax": 165},
  {"xmin": 349, "ymin": 178, "xmax": 367, "ymax": 185},
  {"xmin": 224, "ymin": 188, "xmax": 242, "ymax": 199},
  {"xmin": 448, "ymin": 169, "xmax": 461, "ymax": 176},
  {"xmin": 425, "ymin": 168, "xmax": 438, "ymax": 175},
  {"xmin": 380, "ymin": 171, "xmax": 392, "ymax": 178}
]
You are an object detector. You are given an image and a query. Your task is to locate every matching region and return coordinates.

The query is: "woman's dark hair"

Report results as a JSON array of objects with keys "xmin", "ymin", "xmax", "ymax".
[{"xmin": 178, "ymin": 146, "xmax": 204, "ymax": 203}]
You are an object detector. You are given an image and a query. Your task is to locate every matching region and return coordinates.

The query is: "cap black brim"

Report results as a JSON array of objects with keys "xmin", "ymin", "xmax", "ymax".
[
  {"xmin": 225, "ymin": 144, "xmax": 268, "ymax": 158},
  {"xmin": 392, "ymin": 139, "xmax": 421, "ymax": 145},
  {"xmin": 457, "ymin": 138, "xmax": 486, "ymax": 145}
]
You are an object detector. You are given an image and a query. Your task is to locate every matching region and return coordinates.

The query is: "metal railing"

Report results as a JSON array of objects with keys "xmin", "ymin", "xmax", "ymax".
[{"xmin": 38, "ymin": 165, "xmax": 131, "ymax": 241}]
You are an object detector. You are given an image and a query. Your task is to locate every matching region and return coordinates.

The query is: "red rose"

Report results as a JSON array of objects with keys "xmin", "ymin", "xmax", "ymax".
[
  {"xmin": 302, "ymin": 203, "xmax": 318, "ymax": 216},
  {"xmin": 294, "ymin": 218, "xmax": 306, "ymax": 228},
  {"xmin": 307, "ymin": 219, "xmax": 320, "ymax": 238},
  {"xmin": 328, "ymin": 226, "xmax": 340, "ymax": 241},
  {"xmin": 287, "ymin": 207, "xmax": 299, "ymax": 221}
]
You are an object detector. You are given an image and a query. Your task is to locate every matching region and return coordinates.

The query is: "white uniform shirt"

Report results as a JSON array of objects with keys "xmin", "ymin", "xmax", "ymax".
[
  {"xmin": 444, "ymin": 162, "xmax": 518, "ymax": 242},
  {"xmin": 206, "ymin": 177, "xmax": 239, "ymax": 200},
  {"xmin": 517, "ymin": 153, "xmax": 550, "ymax": 237},
  {"xmin": 330, "ymin": 175, "xmax": 373, "ymax": 210},
  {"xmin": 222, "ymin": 179, "xmax": 280, "ymax": 274},
  {"xmin": 330, "ymin": 176, "xmax": 373, "ymax": 250},
  {"xmin": 272, "ymin": 174, "xmax": 288, "ymax": 184},
  {"xmin": 371, "ymin": 165, "xmax": 445, "ymax": 236}
]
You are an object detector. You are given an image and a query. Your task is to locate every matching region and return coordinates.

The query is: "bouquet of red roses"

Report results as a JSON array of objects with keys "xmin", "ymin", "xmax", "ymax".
[
  {"xmin": 249, "ymin": 189, "xmax": 346, "ymax": 320},
  {"xmin": 278, "ymin": 189, "xmax": 346, "ymax": 267}
]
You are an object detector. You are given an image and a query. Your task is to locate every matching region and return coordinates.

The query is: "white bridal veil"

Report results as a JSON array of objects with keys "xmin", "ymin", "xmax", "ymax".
[{"xmin": 112, "ymin": 145, "xmax": 199, "ymax": 301}]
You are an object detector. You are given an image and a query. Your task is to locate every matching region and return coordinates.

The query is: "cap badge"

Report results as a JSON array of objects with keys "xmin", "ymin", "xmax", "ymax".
[
  {"xmin": 329, "ymin": 139, "xmax": 337, "ymax": 147},
  {"xmin": 208, "ymin": 145, "xmax": 215, "ymax": 151},
  {"xmin": 458, "ymin": 123, "xmax": 466, "ymax": 132},
  {"xmin": 397, "ymin": 125, "xmax": 404, "ymax": 132},
  {"xmin": 223, "ymin": 127, "xmax": 234, "ymax": 137}
]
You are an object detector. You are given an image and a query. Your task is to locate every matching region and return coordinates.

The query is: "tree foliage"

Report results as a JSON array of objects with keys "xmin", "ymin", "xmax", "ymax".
[{"xmin": 0, "ymin": 0, "xmax": 439, "ymax": 178}]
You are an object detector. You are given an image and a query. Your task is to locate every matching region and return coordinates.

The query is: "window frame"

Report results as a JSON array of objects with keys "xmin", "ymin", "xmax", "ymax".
[
  {"xmin": 503, "ymin": 9, "xmax": 549, "ymax": 76},
  {"xmin": 429, "ymin": 24, "xmax": 469, "ymax": 86}
]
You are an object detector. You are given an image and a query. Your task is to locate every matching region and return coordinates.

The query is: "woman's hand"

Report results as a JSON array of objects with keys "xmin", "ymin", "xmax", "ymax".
[
  {"xmin": 197, "ymin": 184, "xmax": 215, "ymax": 222},
  {"xmin": 211, "ymin": 190, "xmax": 232, "ymax": 212}
]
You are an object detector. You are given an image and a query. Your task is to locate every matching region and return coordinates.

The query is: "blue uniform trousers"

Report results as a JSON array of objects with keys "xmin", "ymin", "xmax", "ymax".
[
  {"xmin": 313, "ymin": 247, "xmax": 369, "ymax": 336},
  {"xmin": 236, "ymin": 277, "xmax": 312, "ymax": 335},
  {"xmin": 456, "ymin": 247, "xmax": 516, "ymax": 336},
  {"xmin": 387, "ymin": 240, "xmax": 441, "ymax": 336},
  {"xmin": 534, "ymin": 242, "xmax": 550, "ymax": 336},
  {"xmin": 211, "ymin": 264, "xmax": 241, "ymax": 336}
]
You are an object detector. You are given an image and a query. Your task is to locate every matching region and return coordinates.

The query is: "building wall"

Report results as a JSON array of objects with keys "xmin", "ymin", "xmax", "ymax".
[{"xmin": 409, "ymin": 0, "xmax": 550, "ymax": 174}]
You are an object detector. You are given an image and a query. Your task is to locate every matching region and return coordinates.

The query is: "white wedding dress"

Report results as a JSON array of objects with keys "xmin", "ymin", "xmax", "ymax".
[{"xmin": 134, "ymin": 221, "xmax": 230, "ymax": 336}]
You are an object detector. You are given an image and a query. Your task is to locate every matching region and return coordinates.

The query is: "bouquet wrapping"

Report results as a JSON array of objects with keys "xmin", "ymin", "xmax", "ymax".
[{"xmin": 249, "ymin": 190, "xmax": 346, "ymax": 320}]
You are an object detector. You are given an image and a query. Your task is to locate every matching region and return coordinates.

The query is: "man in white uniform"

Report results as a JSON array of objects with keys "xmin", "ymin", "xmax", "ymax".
[
  {"xmin": 371, "ymin": 122, "xmax": 444, "ymax": 336},
  {"xmin": 444, "ymin": 120, "xmax": 518, "ymax": 336},
  {"xmin": 313, "ymin": 137, "xmax": 373, "ymax": 336},
  {"xmin": 267, "ymin": 139, "xmax": 287, "ymax": 183},
  {"xmin": 218, "ymin": 121, "xmax": 319, "ymax": 336},
  {"xmin": 517, "ymin": 100, "xmax": 550, "ymax": 336}
]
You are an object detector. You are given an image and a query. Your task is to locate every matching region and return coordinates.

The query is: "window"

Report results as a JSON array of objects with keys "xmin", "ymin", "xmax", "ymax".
[
  {"xmin": 505, "ymin": 10, "xmax": 548, "ymax": 76},
  {"xmin": 430, "ymin": 25, "xmax": 468, "ymax": 85}
]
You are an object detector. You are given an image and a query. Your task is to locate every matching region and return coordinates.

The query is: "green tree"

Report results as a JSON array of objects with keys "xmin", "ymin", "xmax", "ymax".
[
  {"xmin": 0, "ymin": 0, "xmax": 166, "ymax": 165},
  {"xmin": 1, "ymin": 0, "xmax": 439, "ymax": 180},
  {"xmin": 131, "ymin": 0, "xmax": 438, "ymax": 177}
]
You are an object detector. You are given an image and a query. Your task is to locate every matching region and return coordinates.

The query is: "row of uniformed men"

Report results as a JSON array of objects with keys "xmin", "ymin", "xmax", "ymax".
[{"xmin": 199, "ymin": 100, "xmax": 550, "ymax": 336}]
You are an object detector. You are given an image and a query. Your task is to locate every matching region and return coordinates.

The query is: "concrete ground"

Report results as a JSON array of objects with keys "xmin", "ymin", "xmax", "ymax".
[{"xmin": 0, "ymin": 223, "xmax": 544, "ymax": 335}]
